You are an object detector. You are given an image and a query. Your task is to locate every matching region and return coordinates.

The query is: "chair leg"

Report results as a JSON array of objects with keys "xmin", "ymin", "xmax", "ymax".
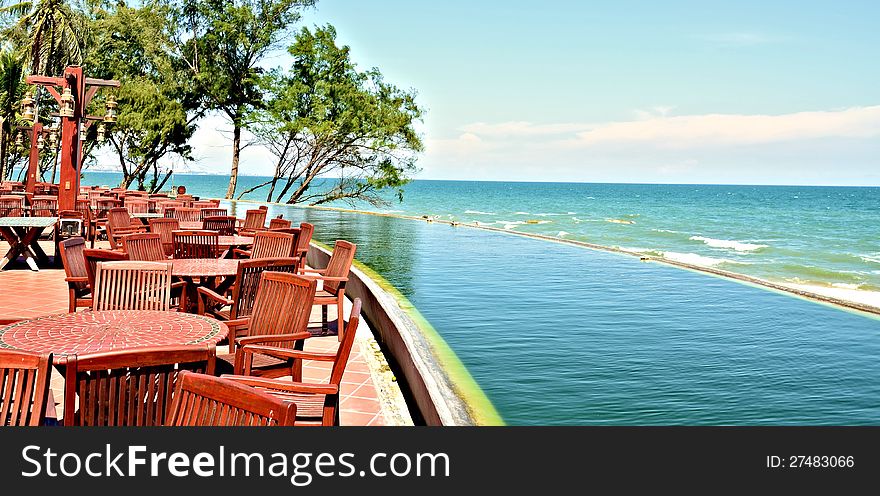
[
  {"xmin": 321, "ymin": 305, "xmax": 328, "ymax": 334},
  {"xmin": 68, "ymin": 289, "xmax": 76, "ymax": 313},
  {"xmin": 337, "ymin": 294, "xmax": 345, "ymax": 342}
]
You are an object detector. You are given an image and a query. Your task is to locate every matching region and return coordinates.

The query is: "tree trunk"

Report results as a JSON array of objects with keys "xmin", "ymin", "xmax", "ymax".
[
  {"xmin": 225, "ymin": 122, "xmax": 241, "ymax": 199},
  {"xmin": 0, "ymin": 119, "xmax": 7, "ymax": 181}
]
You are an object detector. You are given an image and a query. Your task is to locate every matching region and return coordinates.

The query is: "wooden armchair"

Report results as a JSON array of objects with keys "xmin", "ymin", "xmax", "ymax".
[
  {"xmin": 194, "ymin": 201, "xmax": 220, "ymax": 211},
  {"xmin": 238, "ymin": 209, "xmax": 267, "ymax": 236},
  {"xmin": 0, "ymin": 350, "xmax": 53, "ymax": 426},
  {"xmin": 233, "ymin": 230, "xmax": 294, "ymax": 259},
  {"xmin": 215, "ymin": 271, "xmax": 316, "ymax": 378},
  {"xmin": 295, "ymin": 222, "xmax": 315, "ymax": 272},
  {"xmin": 203, "ymin": 215, "xmax": 237, "ymax": 236},
  {"xmin": 123, "ymin": 233, "xmax": 168, "ymax": 261},
  {"xmin": 172, "ymin": 230, "xmax": 219, "ymax": 259},
  {"xmin": 165, "ymin": 371, "xmax": 297, "ymax": 426},
  {"xmin": 199, "ymin": 207, "xmax": 227, "ymax": 219},
  {"xmin": 124, "ymin": 199, "xmax": 150, "ymax": 214},
  {"xmin": 197, "ymin": 257, "xmax": 299, "ymax": 326},
  {"xmin": 269, "ymin": 216, "xmax": 291, "ymax": 230},
  {"xmin": 83, "ymin": 248, "xmax": 129, "ymax": 294},
  {"xmin": 173, "ymin": 207, "xmax": 202, "ymax": 223},
  {"xmin": 0, "ymin": 195, "xmax": 24, "ymax": 217},
  {"xmin": 92, "ymin": 261, "xmax": 184, "ymax": 311},
  {"xmin": 60, "ymin": 346, "xmax": 215, "ymax": 426},
  {"xmin": 107, "ymin": 207, "xmax": 147, "ymax": 249},
  {"xmin": 59, "ymin": 237, "xmax": 91, "ymax": 312},
  {"xmin": 302, "ymin": 240, "xmax": 356, "ymax": 340},
  {"xmin": 223, "ymin": 299, "xmax": 362, "ymax": 426},
  {"xmin": 148, "ymin": 218, "xmax": 180, "ymax": 256},
  {"xmin": 31, "ymin": 196, "xmax": 57, "ymax": 217}
]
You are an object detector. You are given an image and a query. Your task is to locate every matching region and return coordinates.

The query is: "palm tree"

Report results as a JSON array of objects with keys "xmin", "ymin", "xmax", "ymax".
[
  {"xmin": 0, "ymin": 46, "xmax": 25, "ymax": 180},
  {"xmin": 0, "ymin": 0, "xmax": 88, "ymax": 76}
]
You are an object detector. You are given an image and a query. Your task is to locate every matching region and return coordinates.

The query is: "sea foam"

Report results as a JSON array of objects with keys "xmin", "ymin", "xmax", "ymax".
[
  {"xmin": 465, "ymin": 210, "xmax": 495, "ymax": 215},
  {"xmin": 690, "ymin": 236, "xmax": 767, "ymax": 252}
]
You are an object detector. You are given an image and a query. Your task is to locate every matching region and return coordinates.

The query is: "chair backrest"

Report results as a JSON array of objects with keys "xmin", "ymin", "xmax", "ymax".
[
  {"xmin": 173, "ymin": 207, "xmax": 201, "ymax": 223},
  {"xmin": 124, "ymin": 199, "xmax": 149, "ymax": 214},
  {"xmin": 95, "ymin": 198, "xmax": 120, "ymax": 218},
  {"xmin": 268, "ymin": 217, "xmax": 291, "ymax": 230},
  {"xmin": 229, "ymin": 258, "xmax": 299, "ymax": 320},
  {"xmin": 175, "ymin": 194, "xmax": 194, "ymax": 207},
  {"xmin": 107, "ymin": 207, "xmax": 133, "ymax": 229},
  {"xmin": 148, "ymin": 218, "xmax": 180, "ymax": 256},
  {"xmin": 251, "ymin": 231, "xmax": 295, "ymax": 259},
  {"xmin": 329, "ymin": 298, "xmax": 362, "ymax": 386},
  {"xmin": 59, "ymin": 237, "xmax": 89, "ymax": 293},
  {"xmin": 61, "ymin": 346, "xmax": 215, "ymax": 426},
  {"xmin": 0, "ymin": 350, "xmax": 53, "ymax": 426},
  {"xmin": 0, "ymin": 196, "xmax": 24, "ymax": 217},
  {"xmin": 156, "ymin": 201, "xmax": 183, "ymax": 215},
  {"xmin": 123, "ymin": 233, "xmax": 166, "ymax": 261},
  {"xmin": 92, "ymin": 261, "xmax": 173, "ymax": 311},
  {"xmin": 247, "ymin": 272, "xmax": 316, "ymax": 347},
  {"xmin": 323, "ymin": 240, "xmax": 357, "ymax": 294},
  {"xmin": 193, "ymin": 201, "xmax": 220, "ymax": 210},
  {"xmin": 199, "ymin": 207, "xmax": 228, "ymax": 219},
  {"xmin": 296, "ymin": 222, "xmax": 315, "ymax": 258},
  {"xmin": 242, "ymin": 209, "xmax": 267, "ymax": 230},
  {"xmin": 75, "ymin": 199, "xmax": 92, "ymax": 221},
  {"xmin": 172, "ymin": 230, "xmax": 219, "ymax": 259},
  {"xmin": 83, "ymin": 248, "xmax": 129, "ymax": 291},
  {"xmin": 202, "ymin": 216, "xmax": 237, "ymax": 236},
  {"xmin": 165, "ymin": 371, "xmax": 297, "ymax": 426},
  {"xmin": 31, "ymin": 196, "xmax": 57, "ymax": 217}
]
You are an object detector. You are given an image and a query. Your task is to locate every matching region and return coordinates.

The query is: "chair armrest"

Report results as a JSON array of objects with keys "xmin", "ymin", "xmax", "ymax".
[
  {"xmin": 220, "ymin": 375, "xmax": 339, "ymax": 395},
  {"xmin": 301, "ymin": 267, "xmax": 327, "ymax": 274},
  {"xmin": 238, "ymin": 345, "xmax": 336, "ymax": 362},
  {"xmin": 197, "ymin": 286, "xmax": 233, "ymax": 316},
  {"xmin": 232, "ymin": 248, "xmax": 251, "ymax": 258},
  {"xmin": 235, "ymin": 332, "xmax": 312, "ymax": 348},
  {"xmin": 65, "ymin": 276, "xmax": 88, "ymax": 283},
  {"xmin": 299, "ymin": 275, "xmax": 348, "ymax": 283}
]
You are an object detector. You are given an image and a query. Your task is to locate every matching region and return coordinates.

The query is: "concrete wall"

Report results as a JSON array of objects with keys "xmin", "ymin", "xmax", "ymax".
[{"xmin": 308, "ymin": 244, "xmax": 478, "ymax": 426}]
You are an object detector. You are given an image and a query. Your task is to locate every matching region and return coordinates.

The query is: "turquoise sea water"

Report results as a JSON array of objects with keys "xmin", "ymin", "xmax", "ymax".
[{"xmin": 79, "ymin": 172, "xmax": 880, "ymax": 424}]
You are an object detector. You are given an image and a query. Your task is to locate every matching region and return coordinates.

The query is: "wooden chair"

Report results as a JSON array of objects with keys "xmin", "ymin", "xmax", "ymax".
[
  {"xmin": 269, "ymin": 217, "xmax": 291, "ymax": 230},
  {"xmin": 60, "ymin": 346, "xmax": 215, "ymax": 426},
  {"xmin": 156, "ymin": 200, "xmax": 183, "ymax": 215},
  {"xmin": 92, "ymin": 261, "xmax": 181, "ymax": 311},
  {"xmin": 224, "ymin": 299, "xmax": 362, "ymax": 426},
  {"xmin": 302, "ymin": 240, "xmax": 356, "ymax": 340},
  {"xmin": 124, "ymin": 199, "xmax": 150, "ymax": 214},
  {"xmin": 59, "ymin": 237, "xmax": 92, "ymax": 312},
  {"xmin": 0, "ymin": 196, "xmax": 24, "ymax": 217},
  {"xmin": 216, "ymin": 272, "xmax": 317, "ymax": 377},
  {"xmin": 75, "ymin": 199, "xmax": 97, "ymax": 246},
  {"xmin": 94, "ymin": 197, "xmax": 121, "ymax": 238},
  {"xmin": 175, "ymin": 194, "xmax": 194, "ymax": 207},
  {"xmin": 199, "ymin": 207, "xmax": 228, "ymax": 219},
  {"xmin": 83, "ymin": 248, "xmax": 129, "ymax": 293},
  {"xmin": 194, "ymin": 201, "xmax": 220, "ymax": 210},
  {"xmin": 165, "ymin": 371, "xmax": 297, "ymax": 426},
  {"xmin": 148, "ymin": 218, "xmax": 180, "ymax": 256},
  {"xmin": 203, "ymin": 216, "xmax": 237, "ymax": 236},
  {"xmin": 238, "ymin": 209, "xmax": 267, "ymax": 236},
  {"xmin": 233, "ymin": 231, "xmax": 294, "ymax": 259},
  {"xmin": 107, "ymin": 207, "xmax": 147, "ymax": 249},
  {"xmin": 173, "ymin": 230, "xmax": 219, "ymax": 259},
  {"xmin": 0, "ymin": 350, "xmax": 53, "ymax": 426},
  {"xmin": 295, "ymin": 222, "xmax": 315, "ymax": 273},
  {"xmin": 172, "ymin": 207, "xmax": 201, "ymax": 223},
  {"xmin": 198, "ymin": 257, "xmax": 299, "ymax": 326},
  {"xmin": 123, "ymin": 233, "xmax": 167, "ymax": 261},
  {"xmin": 31, "ymin": 196, "xmax": 57, "ymax": 217}
]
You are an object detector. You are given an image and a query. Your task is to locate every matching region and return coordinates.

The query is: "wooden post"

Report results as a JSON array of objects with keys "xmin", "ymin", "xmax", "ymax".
[
  {"xmin": 57, "ymin": 66, "xmax": 83, "ymax": 212},
  {"xmin": 24, "ymin": 122, "xmax": 42, "ymax": 195}
]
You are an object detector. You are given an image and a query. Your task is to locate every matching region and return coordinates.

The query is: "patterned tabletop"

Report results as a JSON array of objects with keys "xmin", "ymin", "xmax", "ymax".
[
  {"xmin": 171, "ymin": 258, "xmax": 239, "ymax": 277},
  {"xmin": 131, "ymin": 213, "xmax": 163, "ymax": 218},
  {"xmin": 0, "ymin": 216, "xmax": 58, "ymax": 228},
  {"xmin": 0, "ymin": 310, "xmax": 228, "ymax": 358},
  {"xmin": 218, "ymin": 235, "xmax": 254, "ymax": 247}
]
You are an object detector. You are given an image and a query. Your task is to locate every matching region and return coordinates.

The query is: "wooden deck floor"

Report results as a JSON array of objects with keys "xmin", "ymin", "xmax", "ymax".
[{"xmin": 0, "ymin": 239, "xmax": 412, "ymax": 426}]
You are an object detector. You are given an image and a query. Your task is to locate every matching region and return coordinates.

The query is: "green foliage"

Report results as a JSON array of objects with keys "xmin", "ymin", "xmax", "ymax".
[
  {"xmin": 246, "ymin": 25, "xmax": 424, "ymax": 206},
  {"xmin": 0, "ymin": 46, "xmax": 26, "ymax": 179},
  {"xmin": 86, "ymin": 1, "xmax": 198, "ymax": 191},
  {"xmin": 0, "ymin": 0, "xmax": 88, "ymax": 76}
]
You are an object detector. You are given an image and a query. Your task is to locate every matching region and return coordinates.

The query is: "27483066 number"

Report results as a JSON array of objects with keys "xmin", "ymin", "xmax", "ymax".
[{"xmin": 788, "ymin": 455, "xmax": 854, "ymax": 468}]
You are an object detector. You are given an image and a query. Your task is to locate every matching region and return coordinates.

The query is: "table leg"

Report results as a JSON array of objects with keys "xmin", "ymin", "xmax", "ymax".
[
  {"xmin": 0, "ymin": 226, "xmax": 23, "ymax": 270},
  {"xmin": 15, "ymin": 226, "xmax": 47, "ymax": 271}
]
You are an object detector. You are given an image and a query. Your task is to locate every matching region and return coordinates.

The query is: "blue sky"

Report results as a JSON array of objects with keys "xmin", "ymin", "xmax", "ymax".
[{"xmin": 182, "ymin": 0, "xmax": 880, "ymax": 185}]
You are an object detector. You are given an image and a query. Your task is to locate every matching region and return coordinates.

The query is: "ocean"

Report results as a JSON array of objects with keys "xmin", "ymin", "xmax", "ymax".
[
  {"xmin": 79, "ymin": 171, "xmax": 880, "ymax": 424},
  {"xmin": 83, "ymin": 173, "xmax": 880, "ymax": 304}
]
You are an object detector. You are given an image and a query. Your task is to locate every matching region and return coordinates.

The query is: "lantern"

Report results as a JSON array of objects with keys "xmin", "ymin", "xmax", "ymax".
[
  {"xmin": 59, "ymin": 87, "xmax": 75, "ymax": 118},
  {"xmin": 21, "ymin": 93, "xmax": 35, "ymax": 122},
  {"xmin": 14, "ymin": 131, "xmax": 24, "ymax": 148},
  {"xmin": 104, "ymin": 94, "xmax": 118, "ymax": 123},
  {"xmin": 80, "ymin": 125, "xmax": 87, "ymax": 141},
  {"xmin": 97, "ymin": 122, "xmax": 106, "ymax": 142},
  {"xmin": 48, "ymin": 127, "xmax": 58, "ymax": 147},
  {"xmin": 36, "ymin": 134, "xmax": 45, "ymax": 150}
]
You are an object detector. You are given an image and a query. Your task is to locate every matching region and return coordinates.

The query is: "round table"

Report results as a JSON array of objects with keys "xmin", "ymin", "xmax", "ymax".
[
  {"xmin": 219, "ymin": 235, "xmax": 253, "ymax": 248},
  {"xmin": 171, "ymin": 258, "xmax": 239, "ymax": 278},
  {"xmin": 178, "ymin": 221, "xmax": 203, "ymax": 230},
  {"xmin": 0, "ymin": 310, "xmax": 228, "ymax": 362}
]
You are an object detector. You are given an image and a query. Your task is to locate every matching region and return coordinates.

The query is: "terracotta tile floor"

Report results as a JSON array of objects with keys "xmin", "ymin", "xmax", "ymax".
[{"xmin": 0, "ymin": 239, "xmax": 406, "ymax": 426}]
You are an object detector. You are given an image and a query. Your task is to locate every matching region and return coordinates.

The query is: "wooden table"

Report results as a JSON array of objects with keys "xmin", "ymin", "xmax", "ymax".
[
  {"xmin": 0, "ymin": 310, "xmax": 228, "ymax": 363},
  {"xmin": 172, "ymin": 258, "xmax": 240, "ymax": 311},
  {"xmin": 0, "ymin": 216, "xmax": 58, "ymax": 271},
  {"xmin": 179, "ymin": 221, "xmax": 203, "ymax": 230},
  {"xmin": 218, "ymin": 235, "xmax": 253, "ymax": 258}
]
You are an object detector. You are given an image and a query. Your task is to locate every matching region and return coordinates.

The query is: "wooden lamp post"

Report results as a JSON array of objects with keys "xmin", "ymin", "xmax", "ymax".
[{"xmin": 24, "ymin": 66, "xmax": 119, "ymax": 211}]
